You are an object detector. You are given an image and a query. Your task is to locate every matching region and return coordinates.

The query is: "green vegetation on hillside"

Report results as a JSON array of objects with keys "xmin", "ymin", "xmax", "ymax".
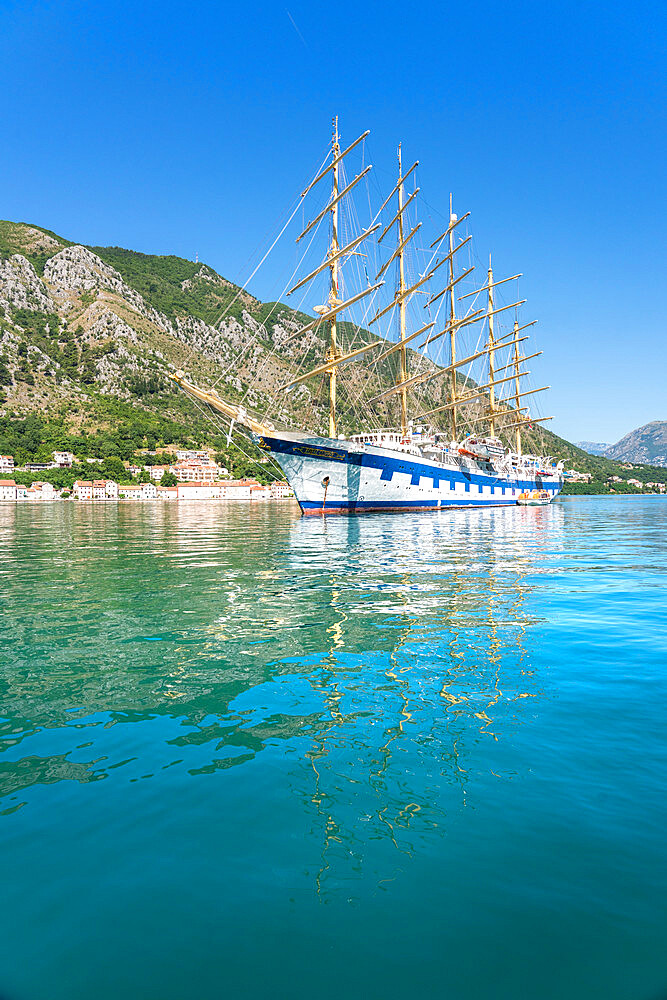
[
  {"xmin": 0, "ymin": 411, "xmax": 274, "ymax": 484},
  {"xmin": 0, "ymin": 220, "xmax": 69, "ymax": 274},
  {"xmin": 88, "ymin": 246, "xmax": 257, "ymax": 326}
]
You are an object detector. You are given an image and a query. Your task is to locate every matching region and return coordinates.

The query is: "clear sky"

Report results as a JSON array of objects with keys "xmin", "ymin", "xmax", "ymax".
[{"xmin": 1, "ymin": 0, "xmax": 665, "ymax": 443}]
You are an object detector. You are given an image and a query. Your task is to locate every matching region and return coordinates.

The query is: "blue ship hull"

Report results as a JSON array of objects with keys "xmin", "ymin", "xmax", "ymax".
[{"xmin": 258, "ymin": 432, "xmax": 563, "ymax": 516}]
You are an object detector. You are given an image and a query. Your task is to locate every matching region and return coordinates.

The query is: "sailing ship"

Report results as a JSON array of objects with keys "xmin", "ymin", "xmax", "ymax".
[{"xmin": 171, "ymin": 118, "xmax": 564, "ymax": 515}]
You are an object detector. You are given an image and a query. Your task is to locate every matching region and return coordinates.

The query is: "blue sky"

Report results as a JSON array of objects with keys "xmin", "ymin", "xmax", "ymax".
[{"xmin": 1, "ymin": 0, "xmax": 665, "ymax": 443}]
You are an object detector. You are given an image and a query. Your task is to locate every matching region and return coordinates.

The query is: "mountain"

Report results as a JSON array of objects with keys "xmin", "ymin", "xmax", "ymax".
[
  {"xmin": 605, "ymin": 421, "xmax": 667, "ymax": 467},
  {"xmin": 0, "ymin": 219, "xmax": 665, "ymax": 491},
  {"xmin": 0, "ymin": 220, "xmax": 443, "ymax": 471},
  {"xmin": 575, "ymin": 441, "xmax": 611, "ymax": 456}
]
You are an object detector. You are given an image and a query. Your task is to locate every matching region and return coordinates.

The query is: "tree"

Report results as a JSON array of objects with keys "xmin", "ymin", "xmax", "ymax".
[
  {"xmin": 160, "ymin": 471, "xmax": 178, "ymax": 486},
  {"xmin": 101, "ymin": 456, "xmax": 130, "ymax": 483}
]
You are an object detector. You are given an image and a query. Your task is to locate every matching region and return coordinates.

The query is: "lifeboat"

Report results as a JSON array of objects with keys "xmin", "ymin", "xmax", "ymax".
[
  {"xmin": 517, "ymin": 489, "xmax": 551, "ymax": 506},
  {"xmin": 458, "ymin": 436, "xmax": 505, "ymax": 462}
]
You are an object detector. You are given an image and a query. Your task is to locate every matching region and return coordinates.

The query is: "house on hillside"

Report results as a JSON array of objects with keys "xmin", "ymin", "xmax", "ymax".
[
  {"xmin": 149, "ymin": 465, "xmax": 169, "ymax": 481},
  {"xmin": 53, "ymin": 451, "xmax": 74, "ymax": 468},
  {"xmin": 170, "ymin": 462, "xmax": 223, "ymax": 484},
  {"xmin": 565, "ymin": 469, "xmax": 592, "ymax": 483},
  {"xmin": 176, "ymin": 450, "xmax": 215, "ymax": 464},
  {"xmin": 0, "ymin": 456, "xmax": 15, "ymax": 473}
]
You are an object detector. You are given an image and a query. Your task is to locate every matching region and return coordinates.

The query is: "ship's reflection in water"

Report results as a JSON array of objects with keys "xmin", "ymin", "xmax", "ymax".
[
  {"xmin": 276, "ymin": 508, "xmax": 564, "ymax": 894},
  {"xmin": 0, "ymin": 502, "xmax": 565, "ymax": 895}
]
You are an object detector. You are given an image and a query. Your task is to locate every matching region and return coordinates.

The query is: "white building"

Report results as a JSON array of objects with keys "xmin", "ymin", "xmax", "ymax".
[
  {"xmin": 170, "ymin": 462, "xmax": 222, "ymax": 484},
  {"xmin": 118, "ymin": 482, "xmax": 157, "ymax": 500},
  {"xmin": 92, "ymin": 480, "xmax": 107, "ymax": 500},
  {"xmin": 105, "ymin": 480, "xmax": 119, "ymax": 499},
  {"xmin": 218, "ymin": 479, "xmax": 254, "ymax": 501},
  {"xmin": 176, "ymin": 482, "xmax": 223, "ymax": 500},
  {"xmin": 250, "ymin": 483, "xmax": 271, "ymax": 500},
  {"xmin": 0, "ymin": 480, "xmax": 17, "ymax": 502},
  {"xmin": 0, "ymin": 456, "xmax": 14, "ymax": 473},
  {"xmin": 176, "ymin": 449, "xmax": 214, "ymax": 464},
  {"xmin": 156, "ymin": 485, "xmax": 178, "ymax": 500},
  {"xmin": 25, "ymin": 481, "xmax": 58, "ymax": 501},
  {"xmin": 72, "ymin": 480, "xmax": 94, "ymax": 500},
  {"xmin": 53, "ymin": 451, "xmax": 74, "ymax": 468},
  {"xmin": 149, "ymin": 465, "xmax": 169, "ymax": 481},
  {"xmin": 270, "ymin": 480, "xmax": 294, "ymax": 499},
  {"xmin": 118, "ymin": 485, "xmax": 142, "ymax": 500}
]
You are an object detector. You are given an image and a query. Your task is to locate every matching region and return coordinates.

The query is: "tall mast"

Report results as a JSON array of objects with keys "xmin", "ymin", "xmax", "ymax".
[
  {"xmin": 487, "ymin": 257, "xmax": 496, "ymax": 437},
  {"xmin": 448, "ymin": 194, "xmax": 458, "ymax": 440},
  {"xmin": 328, "ymin": 116, "xmax": 340, "ymax": 439},
  {"xmin": 397, "ymin": 144, "xmax": 408, "ymax": 435},
  {"xmin": 511, "ymin": 318, "xmax": 522, "ymax": 455}
]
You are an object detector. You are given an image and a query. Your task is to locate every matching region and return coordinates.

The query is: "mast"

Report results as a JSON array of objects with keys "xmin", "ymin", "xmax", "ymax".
[
  {"xmin": 448, "ymin": 195, "xmax": 458, "ymax": 440},
  {"xmin": 328, "ymin": 116, "xmax": 340, "ymax": 439},
  {"xmin": 397, "ymin": 144, "xmax": 408, "ymax": 435},
  {"xmin": 487, "ymin": 257, "xmax": 496, "ymax": 437},
  {"xmin": 511, "ymin": 318, "xmax": 522, "ymax": 455}
]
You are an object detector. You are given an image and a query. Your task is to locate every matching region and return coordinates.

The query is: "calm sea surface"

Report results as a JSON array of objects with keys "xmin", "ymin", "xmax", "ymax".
[{"xmin": 1, "ymin": 497, "xmax": 666, "ymax": 1000}]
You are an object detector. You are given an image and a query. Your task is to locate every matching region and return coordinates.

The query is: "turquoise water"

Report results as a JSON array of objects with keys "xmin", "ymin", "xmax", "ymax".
[{"xmin": 1, "ymin": 497, "xmax": 666, "ymax": 1000}]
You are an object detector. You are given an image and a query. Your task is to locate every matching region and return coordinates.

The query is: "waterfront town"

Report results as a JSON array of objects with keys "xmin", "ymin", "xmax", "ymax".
[
  {"xmin": 0, "ymin": 450, "xmax": 294, "ymax": 502},
  {"xmin": 0, "ymin": 449, "xmax": 664, "ymax": 503}
]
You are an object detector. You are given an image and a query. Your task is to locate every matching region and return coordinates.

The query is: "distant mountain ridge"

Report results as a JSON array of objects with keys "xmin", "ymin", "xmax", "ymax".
[
  {"xmin": 575, "ymin": 441, "xmax": 611, "ymax": 456},
  {"xmin": 605, "ymin": 421, "xmax": 667, "ymax": 467}
]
